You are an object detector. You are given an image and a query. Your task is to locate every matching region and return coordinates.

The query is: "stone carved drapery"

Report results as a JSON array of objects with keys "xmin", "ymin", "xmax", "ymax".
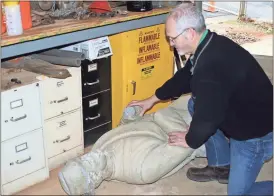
[{"xmin": 58, "ymin": 96, "xmax": 206, "ymax": 195}]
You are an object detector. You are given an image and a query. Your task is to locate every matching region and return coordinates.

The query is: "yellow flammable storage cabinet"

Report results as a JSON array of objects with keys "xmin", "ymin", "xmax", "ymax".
[{"xmin": 110, "ymin": 24, "xmax": 174, "ymax": 128}]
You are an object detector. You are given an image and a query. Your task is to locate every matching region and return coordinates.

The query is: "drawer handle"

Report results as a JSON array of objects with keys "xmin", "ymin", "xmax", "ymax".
[
  {"xmin": 85, "ymin": 114, "xmax": 100, "ymax": 121},
  {"xmin": 84, "ymin": 79, "xmax": 100, "ymax": 86},
  {"xmin": 16, "ymin": 156, "xmax": 31, "ymax": 164},
  {"xmin": 131, "ymin": 80, "xmax": 136, "ymax": 95},
  {"xmin": 57, "ymin": 97, "xmax": 68, "ymax": 103},
  {"xmin": 54, "ymin": 135, "xmax": 70, "ymax": 143},
  {"xmin": 10, "ymin": 114, "xmax": 27, "ymax": 122}
]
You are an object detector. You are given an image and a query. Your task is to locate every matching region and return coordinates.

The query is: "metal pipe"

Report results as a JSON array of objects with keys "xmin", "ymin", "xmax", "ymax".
[
  {"xmin": 41, "ymin": 49, "xmax": 86, "ymax": 60},
  {"xmin": 239, "ymin": 1, "xmax": 247, "ymax": 19},
  {"xmin": 31, "ymin": 54, "xmax": 82, "ymax": 67}
]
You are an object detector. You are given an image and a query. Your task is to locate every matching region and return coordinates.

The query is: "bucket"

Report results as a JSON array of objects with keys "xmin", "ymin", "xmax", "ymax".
[{"xmin": 126, "ymin": 1, "xmax": 153, "ymax": 12}]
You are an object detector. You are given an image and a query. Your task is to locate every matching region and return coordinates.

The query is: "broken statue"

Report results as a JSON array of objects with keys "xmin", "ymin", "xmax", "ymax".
[{"xmin": 58, "ymin": 96, "xmax": 206, "ymax": 195}]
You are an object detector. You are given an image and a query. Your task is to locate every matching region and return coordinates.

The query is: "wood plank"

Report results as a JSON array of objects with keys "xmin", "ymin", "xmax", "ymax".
[
  {"xmin": 1, "ymin": 68, "xmax": 40, "ymax": 92},
  {"xmin": 1, "ymin": 7, "xmax": 172, "ymax": 47}
]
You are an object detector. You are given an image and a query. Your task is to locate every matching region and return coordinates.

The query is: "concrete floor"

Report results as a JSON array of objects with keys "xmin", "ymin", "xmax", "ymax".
[
  {"xmin": 95, "ymin": 158, "xmax": 272, "ymax": 195},
  {"xmin": 16, "ymin": 156, "xmax": 272, "ymax": 195}
]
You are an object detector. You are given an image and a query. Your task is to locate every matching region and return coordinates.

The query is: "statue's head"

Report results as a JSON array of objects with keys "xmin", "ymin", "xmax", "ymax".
[
  {"xmin": 58, "ymin": 158, "xmax": 96, "ymax": 195},
  {"xmin": 58, "ymin": 150, "xmax": 109, "ymax": 195}
]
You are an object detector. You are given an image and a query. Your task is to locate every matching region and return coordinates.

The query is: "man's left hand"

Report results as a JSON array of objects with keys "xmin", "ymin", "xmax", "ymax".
[{"xmin": 168, "ymin": 131, "xmax": 189, "ymax": 148}]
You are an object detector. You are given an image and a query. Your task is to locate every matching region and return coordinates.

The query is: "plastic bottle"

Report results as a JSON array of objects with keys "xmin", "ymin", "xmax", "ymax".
[
  {"xmin": 4, "ymin": 1, "xmax": 23, "ymax": 36},
  {"xmin": 1, "ymin": 3, "xmax": 6, "ymax": 34},
  {"xmin": 20, "ymin": 0, "xmax": 32, "ymax": 30}
]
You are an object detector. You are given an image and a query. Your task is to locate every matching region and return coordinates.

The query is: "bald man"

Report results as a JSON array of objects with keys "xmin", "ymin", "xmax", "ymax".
[{"xmin": 128, "ymin": 2, "xmax": 273, "ymax": 195}]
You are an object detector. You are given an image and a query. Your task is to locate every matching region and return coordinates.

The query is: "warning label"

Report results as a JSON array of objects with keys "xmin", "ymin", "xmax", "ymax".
[
  {"xmin": 141, "ymin": 65, "xmax": 154, "ymax": 79},
  {"xmin": 137, "ymin": 27, "xmax": 161, "ymax": 65}
]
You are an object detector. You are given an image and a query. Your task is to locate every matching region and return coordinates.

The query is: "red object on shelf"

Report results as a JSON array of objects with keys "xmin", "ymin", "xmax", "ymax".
[
  {"xmin": 20, "ymin": 0, "xmax": 32, "ymax": 30},
  {"xmin": 1, "ymin": 3, "xmax": 6, "ymax": 34},
  {"xmin": 89, "ymin": 0, "xmax": 112, "ymax": 13}
]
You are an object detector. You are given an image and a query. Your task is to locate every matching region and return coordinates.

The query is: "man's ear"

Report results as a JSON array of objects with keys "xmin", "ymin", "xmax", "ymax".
[
  {"xmin": 187, "ymin": 28, "xmax": 196, "ymax": 41},
  {"xmin": 183, "ymin": 29, "xmax": 193, "ymax": 41}
]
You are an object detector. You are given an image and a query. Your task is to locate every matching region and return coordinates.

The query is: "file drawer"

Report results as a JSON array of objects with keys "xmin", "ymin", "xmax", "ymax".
[
  {"xmin": 82, "ymin": 90, "xmax": 112, "ymax": 131},
  {"xmin": 48, "ymin": 145, "xmax": 84, "ymax": 170},
  {"xmin": 42, "ymin": 67, "xmax": 82, "ymax": 119},
  {"xmin": 1, "ymin": 128, "xmax": 46, "ymax": 184},
  {"xmin": 44, "ymin": 110, "xmax": 83, "ymax": 158},
  {"xmin": 81, "ymin": 58, "xmax": 111, "ymax": 97},
  {"xmin": 1, "ymin": 82, "xmax": 42, "ymax": 142},
  {"xmin": 84, "ymin": 122, "xmax": 112, "ymax": 147}
]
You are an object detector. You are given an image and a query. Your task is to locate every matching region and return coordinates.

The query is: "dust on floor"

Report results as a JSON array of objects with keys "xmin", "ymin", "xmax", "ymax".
[{"xmin": 16, "ymin": 157, "xmax": 272, "ymax": 195}]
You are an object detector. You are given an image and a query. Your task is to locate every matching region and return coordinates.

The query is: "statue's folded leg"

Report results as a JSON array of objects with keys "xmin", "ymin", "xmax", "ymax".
[{"xmin": 138, "ymin": 144, "xmax": 195, "ymax": 184}]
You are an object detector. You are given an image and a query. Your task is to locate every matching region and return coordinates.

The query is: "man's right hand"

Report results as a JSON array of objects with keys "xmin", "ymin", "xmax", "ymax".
[{"xmin": 127, "ymin": 95, "xmax": 160, "ymax": 116}]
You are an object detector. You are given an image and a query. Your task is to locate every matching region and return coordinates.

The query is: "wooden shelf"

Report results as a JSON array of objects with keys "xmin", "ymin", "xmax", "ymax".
[{"xmin": 1, "ymin": 7, "xmax": 172, "ymax": 59}]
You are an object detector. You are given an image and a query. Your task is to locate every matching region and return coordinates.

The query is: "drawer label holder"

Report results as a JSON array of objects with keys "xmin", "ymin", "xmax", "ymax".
[{"xmin": 15, "ymin": 142, "xmax": 28, "ymax": 152}]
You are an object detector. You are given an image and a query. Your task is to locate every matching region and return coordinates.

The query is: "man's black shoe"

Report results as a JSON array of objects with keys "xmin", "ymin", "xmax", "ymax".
[{"xmin": 186, "ymin": 165, "xmax": 230, "ymax": 184}]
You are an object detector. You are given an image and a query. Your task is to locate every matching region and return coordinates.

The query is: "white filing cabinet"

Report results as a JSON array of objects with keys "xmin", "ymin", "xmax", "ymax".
[
  {"xmin": 40, "ymin": 66, "xmax": 84, "ymax": 170},
  {"xmin": 1, "ymin": 68, "xmax": 49, "ymax": 195}
]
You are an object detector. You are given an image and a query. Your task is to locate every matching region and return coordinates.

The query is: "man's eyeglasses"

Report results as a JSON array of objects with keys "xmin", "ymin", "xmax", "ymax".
[{"xmin": 167, "ymin": 28, "xmax": 190, "ymax": 43}]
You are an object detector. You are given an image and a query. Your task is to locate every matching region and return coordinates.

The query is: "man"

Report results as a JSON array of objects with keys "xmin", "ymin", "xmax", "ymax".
[{"xmin": 128, "ymin": 2, "xmax": 273, "ymax": 195}]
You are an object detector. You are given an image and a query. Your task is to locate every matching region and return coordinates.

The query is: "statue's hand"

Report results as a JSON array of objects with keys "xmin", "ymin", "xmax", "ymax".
[{"xmin": 168, "ymin": 131, "xmax": 189, "ymax": 148}]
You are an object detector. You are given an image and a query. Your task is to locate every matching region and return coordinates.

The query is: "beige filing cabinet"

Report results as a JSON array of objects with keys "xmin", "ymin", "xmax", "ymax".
[
  {"xmin": 1, "ymin": 68, "xmax": 49, "ymax": 195},
  {"xmin": 39, "ymin": 66, "xmax": 84, "ymax": 170}
]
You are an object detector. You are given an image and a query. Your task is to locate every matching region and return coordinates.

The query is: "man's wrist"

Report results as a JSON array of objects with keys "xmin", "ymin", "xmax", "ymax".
[{"xmin": 150, "ymin": 94, "xmax": 161, "ymax": 104}]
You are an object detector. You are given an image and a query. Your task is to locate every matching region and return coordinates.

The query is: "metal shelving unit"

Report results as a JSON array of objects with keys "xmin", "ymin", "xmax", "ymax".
[{"xmin": 1, "ymin": 13, "xmax": 169, "ymax": 60}]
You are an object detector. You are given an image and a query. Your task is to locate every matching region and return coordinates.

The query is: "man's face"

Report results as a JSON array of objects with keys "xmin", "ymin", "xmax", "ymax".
[{"xmin": 165, "ymin": 18, "xmax": 194, "ymax": 56}]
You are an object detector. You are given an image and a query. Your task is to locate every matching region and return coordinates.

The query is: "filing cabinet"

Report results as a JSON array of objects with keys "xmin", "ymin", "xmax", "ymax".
[
  {"xmin": 44, "ymin": 110, "xmax": 83, "ymax": 159},
  {"xmin": 40, "ymin": 66, "xmax": 84, "ymax": 170},
  {"xmin": 81, "ymin": 58, "xmax": 111, "ymax": 97},
  {"xmin": 84, "ymin": 122, "xmax": 112, "ymax": 146},
  {"xmin": 82, "ymin": 90, "xmax": 112, "ymax": 131},
  {"xmin": 1, "ymin": 82, "xmax": 42, "ymax": 142},
  {"xmin": 81, "ymin": 57, "xmax": 112, "ymax": 147},
  {"xmin": 1, "ymin": 68, "xmax": 49, "ymax": 195},
  {"xmin": 1, "ymin": 129, "xmax": 46, "ymax": 185},
  {"xmin": 42, "ymin": 67, "xmax": 82, "ymax": 120}
]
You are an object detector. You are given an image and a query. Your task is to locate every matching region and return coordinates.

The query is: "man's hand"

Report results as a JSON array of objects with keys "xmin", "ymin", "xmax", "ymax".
[
  {"xmin": 127, "ymin": 95, "xmax": 160, "ymax": 116},
  {"xmin": 168, "ymin": 131, "xmax": 189, "ymax": 148}
]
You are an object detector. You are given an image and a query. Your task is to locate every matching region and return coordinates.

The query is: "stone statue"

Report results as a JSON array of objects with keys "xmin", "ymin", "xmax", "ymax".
[{"xmin": 58, "ymin": 96, "xmax": 206, "ymax": 195}]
